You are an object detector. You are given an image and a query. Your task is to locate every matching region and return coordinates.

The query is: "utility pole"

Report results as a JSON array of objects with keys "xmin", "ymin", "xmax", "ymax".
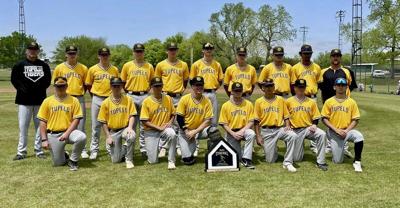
[
  {"xmin": 336, "ymin": 10, "xmax": 346, "ymax": 50},
  {"xmin": 18, "ymin": 0, "xmax": 26, "ymax": 57},
  {"xmin": 299, "ymin": 26, "xmax": 308, "ymax": 45}
]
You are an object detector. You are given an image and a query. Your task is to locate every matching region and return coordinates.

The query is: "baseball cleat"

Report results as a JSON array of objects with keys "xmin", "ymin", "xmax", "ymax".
[
  {"xmin": 193, "ymin": 149, "xmax": 199, "ymax": 157},
  {"xmin": 126, "ymin": 161, "xmax": 134, "ymax": 169},
  {"xmin": 13, "ymin": 154, "xmax": 26, "ymax": 161},
  {"xmin": 176, "ymin": 148, "xmax": 182, "ymax": 156},
  {"xmin": 181, "ymin": 157, "xmax": 196, "ymax": 165},
  {"xmin": 353, "ymin": 161, "xmax": 362, "ymax": 172},
  {"xmin": 141, "ymin": 152, "xmax": 148, "ymax": 160},
  {"xmin": 168, "ymin": 162, "xmax": 176, "ymax": 170},
  {"xmin": 344, "ymin": 149, "xmax": 353, "ymax": 158},
  {"xmin": 158, "ymin": 148, "xmax": 167, "ymax": 158},
  {"xmin": 89, "ymin": 152, "xmax": 97, "ymax": 160},
  {"xmin": 316, "ymin": 163, "xmax": 328, "ymax": 171},
  {"xmin": 36, "ymin": 153, "xmax": 46, "ymax": 159},
  {"xmin": 311, "ymin": 147, "xmax": 318, "ymax": 155},
  {"xmin": 67, "ymin": 160, "xmax": 78, "ymax": 171},
  {"xmin": 81, "ymin": 151, "xmax": 89, "ymax": 159},
  {"xmin": 241, "ymin": 158, "xmax": 255, "ymax": 169},
  {"xmin": 283, "ymin": 164, "xmax": 297, "ymax": 172}
]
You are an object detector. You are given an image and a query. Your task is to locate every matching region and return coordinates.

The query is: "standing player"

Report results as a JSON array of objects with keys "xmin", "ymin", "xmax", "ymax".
[
  {"xmin": 254, "ymin": 78, "xmax": 298, "ymax": 172},
  {"xmin": 287, "ymin": 79, "xmax": 328, "ymax": 171},
  {"xmin": 97, "ymin": 77, "xmax": 136, "ymax": 169},
  {"xmin": 258, "ymin": 46, "xmax": 292, "ymax": 99},
  {"xmin": 52, "ymin": 45, "xmax": 89, "ymax": 158},
  {"xmin": 85, "ymin": 47, "xmax": 119, "ymax": 160},
  {"xmin": 176, "ymin": 76, "xmax": 217, "ymax": 165},
  {"xmin": 155, "ymin": 42, "xmax": 189, "ymax": 156},
  {"xmin": 38, "ymin": 77, "xmax": 86, "ymax": 171},
  {"xmin": 11, "ymin": 42, "xmax": 51, "ymax": 160},
  {"xmin": 291, "ymin": 44, "xmax": 321, "ymax": 101},
  {"xmin": 321, "ymin": 78, "xmax": 364, "ymax": 172},
  {"xmin": 224, "ymin": 47, "xmax": 257, "ymax": 99},
  {"xmin": 141, "ymin": 77, "xmax": 177, "ymax": 170},
  {"xmin": 190, "ymin": 42, "xmax": 223, "ymax": 126},
  {"xmin": 219, "ymin": 82, "xmax": 256, "ymax": 169},
  {"xmin": 120, "ymin": 43, "xmax": 154, "ymax": 159}
]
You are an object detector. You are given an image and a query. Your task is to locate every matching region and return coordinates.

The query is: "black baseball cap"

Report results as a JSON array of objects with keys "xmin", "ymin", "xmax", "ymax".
[
  {"xmin": 133, "ymin": 43, "xmax": 145, "ymax": 51},
  {"xmin": 98, "ymin": 47, "xmax": 110, "ymax": 55},
  {"xmin": 65, "ymin": 45, "xmax": 78, "ymax": 53},
  {"xmin": 272, "ymin": 46, "xmax": 284, "ymax": 55},
  {"xmin": 261, "ymin": 78, "xmax": 275, "ymax": 87},
  {"xmin": 190, "ymin": 76, "xmax": 204, "ymax": 86},
  {"xmin": 110, "ymin": 77, "xmax": 123, "ymax": 86},
  {"xmin": 231, "ymin": 82, "xmax": 243, "ymax": 92},
  {"xmin": 27, "ymin": 41, "xmax": 40, "ymax": 50},
  {"xmin": 167, "ymin": 42, "xmax": 178, "ymax": 50},
  {"xmin": 236, "ymin": 47, "xmax": 247, "ymax": 55},
  {"xmin": 150, "ymin": 77, "xmax": 163, "ymax": 87},
  {"xmin": 53, "ymin": 77, "xmax": 68, "ymax": 87},
  {"xmin": 294, "ymin": 79, "xmax": 307, "ymax": 88},
  {"xmin": 330, "ymin": 49, "xmax": 342, "ymax": 56},
  {"xmin": 300, "ymin": 44, "xmax": 313, "ymax": 54},
  {"xmin": 202, "ymin": 42, "xmax": 214, "ymax": 50}
]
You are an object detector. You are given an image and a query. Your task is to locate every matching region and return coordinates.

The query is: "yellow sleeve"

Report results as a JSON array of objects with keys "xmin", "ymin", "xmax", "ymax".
[
  {"xmin": 204, "ymin": 100, "xmax": 213, "ymax": 119},
  {"xmin": 149, "ymin": 64, "xmax": 155, "ymax": 80},
  {"xmin": 82, "ymin": 65, "xmax": 88, "ymax": 84},
  {"xmin": 154, "ymin": 63, "xmax": 162, "ymax": 77},
  {"xmin": 290, "ymin": 66, "xmax": 297, "ymax": 84},
  {"xmin": 140, "ymin": 100, "xmax": 150, "ymax": 121},
  {"xmin": 258, "ymin": 65, "xmax": 268, "ymax": 83},
  {"xmin": 37, "ymin": 99, "xmax": 49, "ymax": 122},
  {"xmin": 176, "ymin": 97, "xmax": 186, "ymax": 115},
  {"xmin": 223, "ymin": 67, "xmax": 231, "ymax": 85},
  {"xmin": 85, "ymin": 68, "xmax": 94, "ymax": 85},
  {"xmin": 218, "ymin": 103, "xmax": 228, "ymax": 124},
  {"xmin": 283, "ymin": 100, "xmax": 290, "ymax": 119},
  {"xmin": 120, "ymin": 63, "xmax": 129, "ymax": 82},
  {"xmin": 170, "ymin": 96, "xmax": 176, "ymax": 115},
  {"xmin": 72, "ymin": 97, "xmax": 83, "ymax": 119},
  {"xmin": 128, "ymin": 99, "xmax": 137, "ymax": 116},
  {"xmin": 321, "ymin": 102, "xmax": 330, "ymax": 119},
  {"xmin": 52, "ymin": 66, "xmax": 61, "ymax": 83},
  {"xmin": 316, "ymin": 65, "xmax": 322, "ymax": 83},
  {"xmin": 311, "ymin": 101, "xmax": 321, "ymax": 120},
  {"xmin": 112, "ymin": 67, "xmax": 119, "ymax": 77},
  {"xmin": 97, "ymin": 102, "xmax": 108, "ymax": 123},
  {"xmin": 248, "ymin": 103, "xmax": 255, "ymax": 121},
  {"xmin": 251, "ymin": 67, "xmax": 257, "ymax": 85},
  {"xmin": 183, "ymin": 62, "xmax": 189, "ymax": 80},
  {"xmin": 351, "ymin": 101, "xmax": 360, "ymax": 120},
  {"xmin": 217, "ymin": 63, "xmax": 224, "ymax": 81},
  {"xmin": 189, "ymin": 62, "xmax": 198, "ymax": 79},
  {"xmin": 254, "ymin": 100, "xmax": 261, "ymax": 121}
]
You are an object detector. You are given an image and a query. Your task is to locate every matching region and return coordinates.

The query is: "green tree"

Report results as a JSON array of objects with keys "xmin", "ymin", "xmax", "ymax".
[
  {"xmin": 143, "ymin": 39, "xmax": 165, "ymax": 67},
  {"xmin": 257, "ymin": 5, "xmax": 296, "ymax": 62},
  {"xmin": 52, "ymin": 35, "xmax": 106, "ymax": 67},
  {"xmin": 314, "ymin": 52, "xmax": 352, "ymax": 69},
  {"xmin": 110, "ymin": 44, "xmax": 132, "ymax": 70},
  {"xmin": 0, "ymin": 32, "xmax": 40, "ymax": 68}
]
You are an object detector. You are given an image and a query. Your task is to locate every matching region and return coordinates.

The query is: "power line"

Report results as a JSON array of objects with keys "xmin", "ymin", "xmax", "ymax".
[{"xmin": 299, "ymin": 26, "xmax": 308, "ymax": 45}]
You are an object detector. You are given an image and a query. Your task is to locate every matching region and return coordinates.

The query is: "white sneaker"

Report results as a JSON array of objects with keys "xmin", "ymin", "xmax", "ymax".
[
  {"xmin": 283, "ymin": 164, "xmax": 297, "ymax": 172},
  {"xmin": 81, "ymin": 151, "xmax": 89, "ymax": 159},
  {"xmin": 168, "ymin": 162, "xmax": 176, "ymax": 170},
  {"xmin": 158, "ymin": 148, "xmax": 167, "ymax": 158},
  {"xmin": 89, "ymin": 152, "xmax": 97, "ymax": 160},
  {"xmin": 353, "ymin": 161, "xmax": 362, "ymax": 172},
  {"xmin": 177, "ymin": 148, "xmax": 182, "ymax": 156},
  {"xmin": 194, "ymin": 149, "xmax": 198, "ymax": 157},
  {"xmin": 325, "ymin": 148, "xmax": 331, "ymax": 154},
  {"xmin": 126, "ymin": 161, "xmax": 134, "ymax": 169}
]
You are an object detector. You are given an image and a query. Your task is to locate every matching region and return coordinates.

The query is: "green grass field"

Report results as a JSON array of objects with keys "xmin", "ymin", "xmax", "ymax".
[{"xmin": 1, "ymin": 81, "xmax": 400, "ymax": 207}]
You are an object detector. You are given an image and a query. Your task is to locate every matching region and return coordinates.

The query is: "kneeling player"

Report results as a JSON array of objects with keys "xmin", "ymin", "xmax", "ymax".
[
  {"xmin": 321, "ymin": 78, "xmax": 364, "ymax": 172},
  {"xmin": 176, "ymin": 76, "xmax": 217, "ymax": 165},
  {"xmin": 219, "ymin": 82, "xmax": 256, "ymax": 169},
  {"xmin": 141, "ymin": 77, "xmax": 177, "ymax": 170},
  {"xmin": 287, "ymin": 79, "xmax": 328, "ymax": 171},
  {"xmin": 98, "ymin": 77, "xmax": 136, "ymax": 169},
  {"xmin": 254, "ymin": 78, "xmax": 298, "ymax": 172},
  {"xmin": 38, "ymin": 77, "xmax": 86, "ymax": 171}
]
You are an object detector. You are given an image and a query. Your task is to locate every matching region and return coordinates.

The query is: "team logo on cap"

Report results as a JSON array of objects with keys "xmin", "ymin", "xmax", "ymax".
[
  {"xmin": 240, "ymin": 48, "xmax": 245, "ymax": 51},
  {"xmin": 300, "ymin": 80, "xmax": 305, "ymax": 84},
  {"xmin": 235, "ymin": 83, "xmax": 241, "ymax": 87},
  {"xmin": 31, "ymin": 42, "xmax": 36, "ymax": 45},
  {"xmin": 196, "ymin": 77, "xmax": 202, "ymax": 81},
  {"xmin": 156, "ymin": 77, "xmax": 160, "ymax": 82},
  {"xmin": 171, "ymin": 43, "xmax": 175, "ymax": 46},
  {"xmin": 102, "ymin": 48, "xmax": 107, "ymax": 52},
  {"xmin": 205, "ymin": 43, "xmax": 212, "ymax": 47},
  {"xmin": 70, "ymin": 46, "xmax": 74, "ymax": 50},
  {"xmin": 277, "ymin": 47, "xmax": 282, "ymax": 51}
]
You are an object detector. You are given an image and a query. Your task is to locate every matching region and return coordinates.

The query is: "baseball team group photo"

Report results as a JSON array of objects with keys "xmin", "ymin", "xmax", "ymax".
[{"xmin": 1, "ymin": 0, "xmax": 399, "ymax": 207}]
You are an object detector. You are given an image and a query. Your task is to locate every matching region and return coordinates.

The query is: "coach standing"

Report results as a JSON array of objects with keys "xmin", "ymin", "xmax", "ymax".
[{"xmin": 11, "ymin": 41, "xmax": 51, "ymax": 160}]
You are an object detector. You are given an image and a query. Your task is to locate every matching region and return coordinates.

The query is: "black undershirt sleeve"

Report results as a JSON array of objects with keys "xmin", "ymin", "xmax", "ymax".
[{"xmin": 176, "ymin": 114, "xmax": 186, "ymax": 130}]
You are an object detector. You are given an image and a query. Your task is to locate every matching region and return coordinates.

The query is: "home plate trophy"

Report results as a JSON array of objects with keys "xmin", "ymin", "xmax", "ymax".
[{"xmin": 205, "ymin": 127, "xmax": 239, "ymax": 172}]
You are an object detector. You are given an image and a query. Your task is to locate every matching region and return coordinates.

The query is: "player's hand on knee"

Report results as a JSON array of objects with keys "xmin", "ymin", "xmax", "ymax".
[
  {"xmin": 256, "ymin": 136, "xmax": 264, "ymax": 146},
  {"xmin": 106, "ymin": 136, "xmax": 113, "ymax": 145},
  {"xmin": 335, "ymin": 129, "xmax": 347, "ymax": 139},
  {"xmin": 284, "ymin": 126, "xmax": 292, "ymax": 132},
  {"xmin": 309, "ymin": 125, "xmax": 317, "ymax": 133},
  {"xmin": 42, "ymin": 140, "xmax": 50, "ymax": 150},
  {"xmin": 232, "ymin": 132, "xmax": 242, "ymax": 141},
  {"xmin": 58, "ymin": 133, "xmax": 68, "ymax": 141}
]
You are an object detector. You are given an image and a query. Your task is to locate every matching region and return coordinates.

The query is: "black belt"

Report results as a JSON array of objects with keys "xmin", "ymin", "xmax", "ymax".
[
  {"xmin": 166, "ymin": 92, "xmax": 182, "ymax": 97},
  {"xmin": 128, "ymin": 91, "xmax": 148, "ymax": 95},
  {"xmin": 306, "ymin": 94, "xmax": 317, "ymax": 98},
  {"xmin": 204, "ymin": 89, "xmax": 217, "ymax": 93},
  {"xmin": 94, "ymin": 94, "xmax": 108, "ymax": 99},
  {"xmin": 275, "ymin": 92, "xmax": 289, "ymax": 96},
  {"xmin": 261, "ymin": 125, "xmax": 282, "ymax": 129},
  {"xmin": 231, "ymin": 128, "xmax": 242, "ymax": 132},
  {"xmin": 47, "ymin": 130, "xmax": 65, "ymax": 134},
  {"xmin": 71, "ymin": 95, "xmax": 83, "ymax": 97},
  {"xmin": 108, "ymin": 127, "xmax": 126, "ymax": 132}
]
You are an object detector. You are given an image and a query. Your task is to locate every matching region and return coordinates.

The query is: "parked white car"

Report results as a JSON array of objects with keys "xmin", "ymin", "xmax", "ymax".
[{"xmin": 372, "ymin": 70, "xmax": 386, "ymax": 78}]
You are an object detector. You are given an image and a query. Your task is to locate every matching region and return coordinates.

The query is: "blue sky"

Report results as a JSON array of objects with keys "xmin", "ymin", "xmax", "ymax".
[{"xmin": 0, "ymin": 0, "xmax": 369, "ymax": 58}]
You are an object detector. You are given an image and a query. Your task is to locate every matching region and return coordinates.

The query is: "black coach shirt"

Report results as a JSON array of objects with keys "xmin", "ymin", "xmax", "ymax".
[
  {"xmin": 11, "ymin": 58, "xmax": 51, "ymax": 105},
  {"xmin": 319, "ymin": 67, "xmax": 348, "ymax": 103}
]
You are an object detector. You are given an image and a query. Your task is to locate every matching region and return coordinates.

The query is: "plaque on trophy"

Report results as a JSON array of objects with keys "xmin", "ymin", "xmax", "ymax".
[{"xmin": 205, "ymin": 138, "xmax": 239, "ymax": 172}]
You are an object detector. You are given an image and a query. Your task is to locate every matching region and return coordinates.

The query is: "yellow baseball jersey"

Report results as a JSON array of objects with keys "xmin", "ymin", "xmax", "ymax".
[
  {"xmin": 320, "ymin": 66, "xmax": 352, "ymax": 97},
  {"xmin": 286, "ymin": 96, "xmax": 321, "ymax": 128},
  {"xmin": 291, "ymin": 62, "xmax": 322, "ymax": 95},
  {"xmin": 140, "ymin": 95, "xmax": 175, "ymax": 130},
  {"xmin": 154, "ymin": 59, "xmax": 189, "ymax": 93},
  {"xmin": 224, "ymin": 64, "xmax": 257, "ymax": 93},
  {"xmin": 258, "ymin": 63, "xmax": 292, "ymax": 93},
  {"xmin": 52, "ymin": 62, "xmax": 88, "ymax": 96},
  {"xmin": 190, "ymin": 59, "xmax": 223, "ymax": 90},
  {"xmin": 97, "ymin": 95, "xmax": 137, "ymax": 129},
  {"xmin": 120, "ymin": 61, "xmax": 154, "ymax": 92},
  {"xmin": 254, "ymin": 96, "xmax": 290, "ymax": 127},
  {"xmin": 37, "ymin": 95, "xmax": 83, "ymax": 131},
  {"xmin": 321, "ymin": 97, "xmax": 360, "ymax": 129},
  {"xmin": 85, "ymin": 64, "xmax": 119, "ymax": 97},
  {"xmin": 176, "ymin": 94, "xmax": 213, "ymax": 130},
  {"xmin": 219, "ymin": 99, "xmax": 255, "ymax": 129}
]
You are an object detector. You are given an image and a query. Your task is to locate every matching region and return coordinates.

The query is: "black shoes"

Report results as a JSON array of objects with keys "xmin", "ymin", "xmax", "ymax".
[
  {"xmin": 181, "ymin": 156, "xmax": 196, "ymax": 165},
  {"xmin": 67, "ymin": 160, "xmax": 79, "ymax": 171},
  {"xmin": 13, "ymin": 154, "xmax": 26, "ymax": 160},
  {"xmin": 241, "ymin": 158, "xmax": 255, "ymax": 169},
  {"xmin": 141, "ymin": 152, "xmax": 148, "ymax": 160},
  {"xmin": 316, "ymin": 163, "xmax": 328, "ymax": 171},
  {"xmin": 36, "ymin": 153, "xmax": 46, "ymax": 159}
]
